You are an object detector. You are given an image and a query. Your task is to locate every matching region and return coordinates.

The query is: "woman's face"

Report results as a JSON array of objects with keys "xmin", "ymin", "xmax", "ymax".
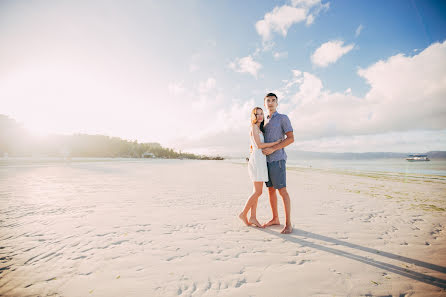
[{"xmin": 255, "ymin": 109, "xmax": 264, "ymax": 123}]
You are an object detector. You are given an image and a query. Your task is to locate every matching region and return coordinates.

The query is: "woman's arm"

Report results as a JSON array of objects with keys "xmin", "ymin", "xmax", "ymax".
[
  {"xmin": 262, "ymin": 131, "xmax": 294, "ymax": 155},
  {"xmin": 251, "ymin": 125, "xmax": 280, "ymax": 149}
]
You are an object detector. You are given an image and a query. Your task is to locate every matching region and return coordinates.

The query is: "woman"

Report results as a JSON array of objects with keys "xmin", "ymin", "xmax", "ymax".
[{"xmin": 239, "ymin": 107, "xmax": 281, "ymax": 227}]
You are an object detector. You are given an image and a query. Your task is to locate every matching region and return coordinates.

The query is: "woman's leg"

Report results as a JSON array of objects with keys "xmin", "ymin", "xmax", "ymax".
[
  {"xmin": 250, "ymin": 195, "xmax": 258, "ymax": 218},
  {"xmin": 249, "ymin": 182, "xmax": 263, "ymax": 227},
  {"xmin": 239, "ymin": 182, "xmax": 263, "ymax": 227}
]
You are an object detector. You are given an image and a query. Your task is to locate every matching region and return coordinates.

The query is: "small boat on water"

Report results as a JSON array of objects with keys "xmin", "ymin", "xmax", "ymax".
[{"xmin": 406, "ymin": 154, "xmax": 430, "ymax": 161}]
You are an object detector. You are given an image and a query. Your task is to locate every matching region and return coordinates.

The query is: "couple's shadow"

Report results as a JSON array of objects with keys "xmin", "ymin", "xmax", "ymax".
[{"xmin": 256, "ymin": 226, "xmax": 446, "ymax": 289}]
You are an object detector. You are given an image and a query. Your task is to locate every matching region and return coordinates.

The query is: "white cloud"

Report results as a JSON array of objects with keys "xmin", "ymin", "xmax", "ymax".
[
  {"xmin": 273, "ymin": 51, "xmax": 288, "ymax": 60},
  {"xmin": 198, "ymin": 77, "xmax": 216, "ymax": 93},
  {"xmin": 290, "ymin": 71, "xmax": 323, "ymax": 105},
  {"xmin": 168, "ymin": 81, "xmax": 186, "ymax": 96},
  {"xmin": 113, "ymin": 41, "xmax": 446, "ymax": 154},
  {"xmin": 306, "ymin": 14, "xmax": 315, "ymax": 25},
  {"xmin": 182, "ymin": 41, "xmax": 446, "ymax": 154},
  {"xmin": 170, "ymin": 97, "xmax": 255, "ymax": 155},
  {"xmin": 292, "ymin": 69, "xmax": 302, "ymax": 77},
  {"xmin": 262, "ymin": 41, "xmax": 275, "ymax": 52},
  {"xmin": 286, "ymin": 41, "xmax": 446, "ymax": 141},
  {"xmin": 291, "ymin": 0, "xmax": 325, "ymax": 7},
  {"xmin": 311, "ymin": 40, "xmax": 355, "ymax": 67},
  {"xmin": 180, "ymin": 40, "xmax": 446, "ymax": 154},
  {"xmin": 255, "ymin": 0, "xmax": 329, "ymax": 41},
  {"xmin": 255, "ymin": 5, "xmax": 307, "ymax": 41},
  {"xmin": 229, "ymin": 55, "xmax": 262, "ymax": 78},
  {"xmin": 192, "ymin": 78, "xmax": 220, "ymax": 112},
  {"xmin": 189, "ymin": 63, "xmax": 199, "ymax": 72},
  {"xmin": 188, "ymin": 40, "xmax": 217, "ymax": 73},
  {"xmin": 278, "ymin": 69, "xmax": 303, "ymax": 98},
  {"xmin": 165, "ymin": 78, "xmax": 254, "ymax": 154},
  {"xmin": 355, "ymin": 24, "xmax": 363, "ymax": 37},
  {"xmin": 291, "ymin": 130, "xmax": 446, "ymax": 153},
  {"xmin": 253, "ymin": 41, "xmax": 275, "ymax": 57}
]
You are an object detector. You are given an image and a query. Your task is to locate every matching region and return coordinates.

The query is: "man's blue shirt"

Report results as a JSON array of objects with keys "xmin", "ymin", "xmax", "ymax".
[{"xmin": 264, "ymin": 111, "xmax": 293, "ymax": 162}]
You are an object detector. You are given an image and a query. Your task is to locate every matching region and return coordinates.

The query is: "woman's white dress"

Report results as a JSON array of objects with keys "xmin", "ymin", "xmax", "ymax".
[{"xmin": 248, "ymin": 129, "xmax": 269, "ymax": 182}]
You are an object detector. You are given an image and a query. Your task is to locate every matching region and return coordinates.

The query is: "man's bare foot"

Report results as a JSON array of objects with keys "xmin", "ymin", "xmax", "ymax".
[
  {"xmin": 262, "ymin": 218, "xmax": 280, "ymax": 228},
  {"xmin": 239, "ymin": 213, "xmax": 251, "ymax": 226},
  {"xmin": 280, "ymin": 224, "xmax": 293, "ymax": 234},
  {"xmin": 248, "ymin": 217, "xmax": 263, "ymax": 228}
]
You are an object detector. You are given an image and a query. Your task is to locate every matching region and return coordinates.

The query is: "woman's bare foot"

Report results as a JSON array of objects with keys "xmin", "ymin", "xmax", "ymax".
[
  {"xmin": 239, "ymin": 212, "xmax": 251, "ymax": 226},
  {"xmin": 280, "ymin": 224, "xmax": 293, "ymax": 234},
  {"xmin": 262, "ymin": 217, "xmax": 280, "ymax": 228},
  {"xmin": 248, "ymin": 217, "xmax": 263, "ymax": 228}
]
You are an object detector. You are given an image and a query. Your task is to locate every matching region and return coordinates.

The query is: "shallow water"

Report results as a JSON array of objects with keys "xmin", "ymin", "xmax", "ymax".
[
  {"xmin": 286, "ymin": 158, "xmax": 446, "ymax": 177},
  {"xmin": 229, "ymin": 158, "xmax": 446, "ymax": 177}
]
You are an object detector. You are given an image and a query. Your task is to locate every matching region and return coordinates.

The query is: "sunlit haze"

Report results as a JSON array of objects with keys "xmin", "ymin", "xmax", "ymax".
[{"xmin": 1, "ymin": 0, "xmax": 446, "ymax": 155}]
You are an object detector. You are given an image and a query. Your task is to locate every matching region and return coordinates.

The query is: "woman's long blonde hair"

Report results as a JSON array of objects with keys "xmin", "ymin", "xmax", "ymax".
[{"xmin": 250, "ymin": 107, "xmax": 265, "ymax": 133}]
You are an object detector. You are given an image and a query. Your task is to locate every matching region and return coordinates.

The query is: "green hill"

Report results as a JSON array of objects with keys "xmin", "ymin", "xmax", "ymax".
[{"xmin": 0, "ymin": 115, "xmax": 223, "ymax": 160}]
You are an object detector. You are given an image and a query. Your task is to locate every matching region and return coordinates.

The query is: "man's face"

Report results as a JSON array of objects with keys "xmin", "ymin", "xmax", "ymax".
[{"xmin": 264, "ymin": 96, "xmax": 278, "ymax": 113}]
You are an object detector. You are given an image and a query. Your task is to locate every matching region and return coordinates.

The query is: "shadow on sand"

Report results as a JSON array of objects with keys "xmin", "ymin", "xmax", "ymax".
[{"xmin": 257, "ymin": 227, "xmax": 446, "ymax": 289}]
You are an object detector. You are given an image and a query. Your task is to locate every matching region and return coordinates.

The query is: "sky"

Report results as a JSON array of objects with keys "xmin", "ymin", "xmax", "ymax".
[{"xmin": 1, "ymin": 0, "xmax": 446, "ymax": 155}]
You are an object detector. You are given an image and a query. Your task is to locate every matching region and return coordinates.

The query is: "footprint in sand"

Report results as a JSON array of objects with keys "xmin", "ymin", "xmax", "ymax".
[{"xmin": 430, "ymin": 223, "xmax": 443, "ymax": 239}]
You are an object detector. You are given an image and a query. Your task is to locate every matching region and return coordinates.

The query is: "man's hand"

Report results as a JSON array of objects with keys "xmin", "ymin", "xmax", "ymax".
[{"xmin": 262, "ymin": 147, "xmax": 275, "ymax": 155}]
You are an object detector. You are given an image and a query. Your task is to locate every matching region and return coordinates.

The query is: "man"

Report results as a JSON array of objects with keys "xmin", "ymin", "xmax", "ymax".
[{"xmin": 262, "ymin": 93, "xmax": 294, "ymax": 234}]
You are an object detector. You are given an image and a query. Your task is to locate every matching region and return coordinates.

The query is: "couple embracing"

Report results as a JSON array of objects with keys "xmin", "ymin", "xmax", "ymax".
[{"xmin": 239, "ymin": 93, "xmax": 294, "ymax": 234}]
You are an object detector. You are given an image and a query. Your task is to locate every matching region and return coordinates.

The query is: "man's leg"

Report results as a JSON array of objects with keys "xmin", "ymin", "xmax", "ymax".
[
  {"xmin": 262, "ymin": 186, "xmax": 280, "ymax": 227},
  {"xmin": 278, "ymin": 187, "xmax": 292, "ymax": 234}
]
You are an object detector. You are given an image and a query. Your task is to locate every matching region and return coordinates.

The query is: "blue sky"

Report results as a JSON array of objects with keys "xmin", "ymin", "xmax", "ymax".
[{"xmin": 1, "ymin": 0, "xmax": 445, "ymax": 155}]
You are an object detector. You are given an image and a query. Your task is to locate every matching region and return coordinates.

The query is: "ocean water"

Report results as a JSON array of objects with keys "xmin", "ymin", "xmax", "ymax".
[
  {"xmin": 229, "ymin": 157, "xmax": 446, "ymax": 177},
  {"xmin": 287, "ymin": 158, "xmax": 446, "ymax": 177},
  {"xmin": 2, "ymin": 157, "xmax": 445, "ymax": 177}
]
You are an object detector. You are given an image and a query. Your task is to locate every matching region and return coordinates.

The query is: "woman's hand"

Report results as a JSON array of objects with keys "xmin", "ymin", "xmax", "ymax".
[{"xmin": 262, "ymin": 147, "xmax": 275, "ymax": 155}]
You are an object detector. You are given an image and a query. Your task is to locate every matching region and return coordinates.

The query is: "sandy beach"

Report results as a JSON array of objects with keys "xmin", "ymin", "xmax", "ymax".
[{"xmin": 0, "ymin": 159, "xmax": 445, "ymax": 297}]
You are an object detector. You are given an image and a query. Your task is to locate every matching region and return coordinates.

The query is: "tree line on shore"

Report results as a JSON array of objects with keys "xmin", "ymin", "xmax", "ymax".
[{"xmin": 0, "ymin": 114, "xmax": 223, "ymax": 160}]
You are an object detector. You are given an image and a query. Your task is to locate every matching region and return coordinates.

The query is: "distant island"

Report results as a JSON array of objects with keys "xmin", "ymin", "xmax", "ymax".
[{"xmin": 0, "ymin": 114, "xmax": 223, "ymax": 160}]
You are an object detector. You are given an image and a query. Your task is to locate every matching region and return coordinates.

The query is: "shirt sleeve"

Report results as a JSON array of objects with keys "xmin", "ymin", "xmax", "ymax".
[{"xmin": 281, "ymin": 115, "xmax": 293, "ymax": 133}]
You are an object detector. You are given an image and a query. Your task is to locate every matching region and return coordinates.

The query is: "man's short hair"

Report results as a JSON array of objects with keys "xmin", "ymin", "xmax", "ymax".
[{"xmin": 264, "ymin": 92, "xmax": 278, "ymax": 101}]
